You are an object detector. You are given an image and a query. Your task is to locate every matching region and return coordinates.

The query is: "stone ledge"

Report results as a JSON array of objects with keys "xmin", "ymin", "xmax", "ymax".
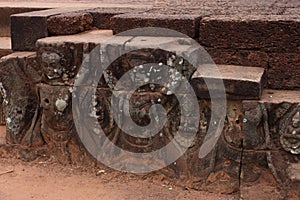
[
  {"xmin": 191, "ymin": 65, "xmax": 266, "ymax": 100},
  {"xmin": 87, "ymin": 7, "xmax": 149, "ymax": 29},
  {"xmin": 199, "ymin": 15, "xmax": 300, "ymax": 53},
  {"xmin": 110, "ymin": 13, "xmax": 201, "ymax": 38},
  {"xmin": 11, "ymin": 8, "xmax": 91, "ymax": 51}
]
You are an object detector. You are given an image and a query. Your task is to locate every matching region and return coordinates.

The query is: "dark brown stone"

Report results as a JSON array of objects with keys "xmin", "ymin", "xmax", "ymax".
[
  {"xmin": 239, "ymin": 90, "xmax": 300, "ymax": 194},
  {"xmin": 267, "ymin": 53, "xmax": 300, "ymax": 90},
  {"xmin": 191, "ymin": 65, "xmax": 266, "ymax": 100},
  {"xmin": 87, "ymin": 7, "xmax": 148, "ymax": 29},
  {"xmin": 205, "ymin": 48, "xmax": 300, "ymax": 90},
  {"xmin": 0, "ymin": 52, "xmax": 42, "ymax": 145},
  {"xmin": 0, "ymin": 7, "xmax": 46, "ymax": 37},
  {"xmin": 11, "ymin": 8, "xmax": 89, "ymax": 51},
  {"xmin": 199, "ymin": 15, "xmax": 300, "ymax": 53},
  {"xmin": 47, "ymin": 12, "xmax": 94, "ymax": 36},
  {"xmin": 206, "ymin": 48, "xmax": 269, "ymax": 68},
  {"xmin": 111, "ymin": 13, "xmax": 201, "ymax": 38},
  {"xmin": 36, "ymin": 30, "xmax": 112, "ymax": 85},
  {"xmin": 242, "ymin": 101, "xmax": 267, "ymax": 150}
]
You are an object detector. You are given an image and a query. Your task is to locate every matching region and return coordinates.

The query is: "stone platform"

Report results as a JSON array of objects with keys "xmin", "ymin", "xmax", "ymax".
[{"xmin": 0, "ymin": 0, "xmax": 299, "ymax": 199}]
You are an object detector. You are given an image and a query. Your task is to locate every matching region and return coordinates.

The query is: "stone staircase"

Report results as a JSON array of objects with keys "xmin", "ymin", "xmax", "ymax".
[{"xmin": 0, "ymin": 4, "xmax": 299, "ymax": 199}]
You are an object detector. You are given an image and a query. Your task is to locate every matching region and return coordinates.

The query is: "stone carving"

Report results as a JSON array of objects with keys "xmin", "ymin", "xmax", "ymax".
[{"xmin": 280, "ymin": 105, "xmax": 300, "ymax": 154}]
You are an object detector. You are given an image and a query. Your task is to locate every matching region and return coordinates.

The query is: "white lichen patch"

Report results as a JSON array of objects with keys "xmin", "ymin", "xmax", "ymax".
[{"xmin": 55, "ymin": 99, "xmax": 68, "ymax": 112}]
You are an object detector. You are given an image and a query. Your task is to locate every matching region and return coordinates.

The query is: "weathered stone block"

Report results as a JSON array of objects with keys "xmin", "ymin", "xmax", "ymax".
[
  {"xmin": 87, "ymin": 7, "xmax": 147, "ymax": 29},
  {"xmin": 206, "ymin": 48, "xmax": 269, "ymax": 68},
  {"xmin": 36, "ymin": 30, "xmax": 113, "ymax": 85},
  {"xmin": 11, "ymin": 8, "xmax": 89, "ymax": 51},
  {"xmin": 111, "ymin": 14, "xmax": 201, "ymax": 38},
  {"xmin": 205, "ymin": 48, "xmax": 300, "ymax": 90},
  {"xmin": 241, "ymin": 90, "xmax": 300, "ymax": 196},
  {"xmin": 47, "ymin": 12, "xmax": 93, "ymax": 35},
  {"xmin": 0, "ymin": 7, "xmax": 46, "ymax": 37},
  {"xmin": 199, "ymin": 15, "xmax": 300, "ymax": 53},
  {"xmin": 0, "ymin": 52, "xmax": 42, "ymax": 145},
  {"xmin": 191, "ymin": 65, "xmax": 266, "ymax": 100},
  {"xmin": 267, "ymin": 53, "xmax": 300, "ymax": 90}
]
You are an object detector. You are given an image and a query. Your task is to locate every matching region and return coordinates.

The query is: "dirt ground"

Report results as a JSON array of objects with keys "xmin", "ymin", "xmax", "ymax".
[{"xmin": 0, "ymin": 157, "xmax": 240, "ymax": 200}]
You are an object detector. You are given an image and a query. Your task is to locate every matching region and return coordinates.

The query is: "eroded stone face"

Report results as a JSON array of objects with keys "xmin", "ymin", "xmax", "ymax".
[{"xmin": 280, "ymin": 106, "xmax": 300, "ymax": 155}]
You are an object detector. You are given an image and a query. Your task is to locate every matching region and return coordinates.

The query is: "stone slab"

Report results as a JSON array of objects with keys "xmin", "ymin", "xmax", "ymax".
[
  {"xmin": 199, "ymin": 15, "xmax": 300, "ymax": 53},
  {"xmin": 191, "ymin": 65, "xmax": 266, "ymax": 100},
  {"xmin": 87, "ymin": 7, "xmax": 148, "ymax": 29},
  {"xmin": 205, "ymin": 48, "xmax": 300, "ymax": 90},
  {"xmin": 267, "ymin": 52, "xmax": 300, "ymax": 90},
  {"xmin": 11, "ymin": 8, "xmax": 90, "ymax": 51},
  {"xmin": 0, "ymin": 7, "xmax": 47, "ymax": 37},
  {"xmin": 47, "ymin": 12, "xmax": 94, "ymax": 35},
  {"xmin": 110, "ymin": 13, "xmax": 201, "ymax": 38}
]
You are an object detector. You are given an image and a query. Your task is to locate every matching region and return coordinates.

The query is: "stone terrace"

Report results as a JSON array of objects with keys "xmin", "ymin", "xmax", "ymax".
[{"xmin": 0, "ymin": 0, "xmax": 299, "ymax": 199}]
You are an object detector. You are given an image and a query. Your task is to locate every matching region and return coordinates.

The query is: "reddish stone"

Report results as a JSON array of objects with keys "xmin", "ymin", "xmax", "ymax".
[{"xmin": 111, "ymin": 13, "xmax": 201, "ymax": 38}]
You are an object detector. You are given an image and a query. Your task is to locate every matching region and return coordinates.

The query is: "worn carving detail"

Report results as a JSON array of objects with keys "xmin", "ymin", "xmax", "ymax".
[{"xmin": 280, "ymin": 105, "xmax": 300, "ymax": 154}]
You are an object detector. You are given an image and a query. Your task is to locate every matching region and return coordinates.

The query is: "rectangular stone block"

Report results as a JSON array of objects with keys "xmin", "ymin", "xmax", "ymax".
[
  {"xmin": 0, "ymin": 7, "xmax": 46, "ymax": 37},
  {"xmin": 11, "ymin": 8, "xmax": 89, "ymax": 51},
  {"xmin": 267, "ymin": 52, "xmax": 300, "ymax": 90},
  {"xmin": 199, "ymin": 15, "xmax": 300, "ymax": 53},
  {"xmin": 87, "ymin": 7, "xmax": 147, "ymax": 30},
  {"xmin": 205, "ymin": 48, "xmax": 269, "ymax": 68},
  {"xmin": 111, "ymin": 13, "xmax": 201, "ymax": 38},
  {"xmin": 47, "ymin": 12, "xmax": 93, "ymax": 35},
  {"xmin": 36, "ymin": 30, "xmax": 113, "ymax": 85},
  {"xmin": 191, "ymin": 65, "xmax": 266, "ymax": 100}
]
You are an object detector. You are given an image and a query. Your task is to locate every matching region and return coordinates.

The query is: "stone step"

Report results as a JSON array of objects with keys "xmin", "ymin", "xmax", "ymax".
[
  {"xmin": 36, "ymin": 30, "xmax": 113, "ymax": 85},
  {"xmin": 109, "ymin": 13, "xmax": 299, "ymax": 91},
  {"xmin": 199, "ymin": 15, "xmax": 300, "ymax": 90},
  {"xmin": 0, "ymin": 7, "xmax": 47, "ymax": 37},
  {"xmin": 110, "ymin": 13, "xmax": 201, "ymax": 38},
  {"xmin": 37, "ymin": 30, "xmax": 267, "ymax": 101},
  {"xmin": 191, "ymin": 65, "xmax": 266, "ymax": 100},
  {"xmin": 10, "ymin": 7, "xmax": 148, "ymax": 51},
  {"xmin": 10, "ymin": 8, "xmax": 97, "ymax": 51}
]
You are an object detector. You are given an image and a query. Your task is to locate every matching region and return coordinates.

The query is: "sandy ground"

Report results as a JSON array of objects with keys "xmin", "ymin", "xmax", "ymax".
[{"xmin": 0, "ymin": 158, "xmax": 239, "ymax": 200}]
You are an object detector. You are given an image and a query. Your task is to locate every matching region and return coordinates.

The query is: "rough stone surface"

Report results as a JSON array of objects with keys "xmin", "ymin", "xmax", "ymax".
[
  {"xmin": 87, "ymin": 7, "xmax": 148, "ymax": 29},
  {"xmin": 268, "ymin": 53, "xmax": 300, "ymax": 90},
  {"xmin": 47, "ymin": 12, "xmax": 94, "ymax": 35},
  {"xmin": 199, "ymin": 15, "xmax": 300, "ymax": 53},
  {"xmin": 0, "ymin": 52, "xmax": 42, "ymax": 145},
  {"xmin": 36, "ymin": 30, "xmax": 112, "ymax": 85},
  {"xmin": 2, "ymin": 2, "xmax": 300, "ymax": 196},
  {"xmin": 0, "ymin": 7, "xmax": 46, "ymax": 37},
  {"xmin": 11, "ymin": 8, "xmax": 89, "ymax": 51},
  {"xmin": 241, "ymin": 89, "xmax": 300, "ymax": 197},
  {"xmin": 110, "ymin": 14, "xmax": 201, "ymax": 38},
  {"xmin": 191, "ymin": 65, "xmax": 266, "ymax": 100}
]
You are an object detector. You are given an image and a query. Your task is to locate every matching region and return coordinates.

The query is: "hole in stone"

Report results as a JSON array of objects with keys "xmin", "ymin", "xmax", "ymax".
[
  {"xmin": 236, "ymin": 119, "xmax": 240, "ymax": 124},
  {"xmin": 17, "ymin": 110, "xmax": 22, "ymax": 114},
  {"xmin": 44, "ymin": 98, "xmax": 50, "ymax": 104}
]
